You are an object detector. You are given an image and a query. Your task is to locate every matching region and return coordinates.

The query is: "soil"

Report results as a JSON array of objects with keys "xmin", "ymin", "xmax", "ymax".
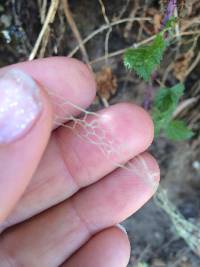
[{"xmin": 0, "ymin": 0, "xmax": 199, "ymax": 266}]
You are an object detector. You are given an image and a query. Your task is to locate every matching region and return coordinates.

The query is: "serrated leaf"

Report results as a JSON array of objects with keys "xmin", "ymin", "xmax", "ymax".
[
  {"xmin": 123, "ymin": 17, "xmax": 175, "ymax": 81},
  {"xmin": 154, "ymin": 83, "xmax": 184, "ymax": 111},
  {"xmin": 124, "ymin": 33, "xmax": 166, "ymax": 81},
  {"xmin": 152, "ymin": 83, "xmax": 185, "ymax": 136},
  {"xmin": 164, "ymin": 120, "xmax": 193, "ymax": 141}
]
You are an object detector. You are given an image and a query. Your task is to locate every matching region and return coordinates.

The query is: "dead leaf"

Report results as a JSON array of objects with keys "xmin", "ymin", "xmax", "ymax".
[
  {"xmin": 95, "ymin": 67, "xmax": 117, "ymax": 101},
  {"xmin": 154, "ymin": 13, "xmax": 162, "ymax": 33}
]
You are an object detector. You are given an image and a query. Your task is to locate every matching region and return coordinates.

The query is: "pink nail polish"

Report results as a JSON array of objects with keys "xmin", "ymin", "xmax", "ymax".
[{"xmin": 0, "ymin": 69, "xmax": 42, "ymax": 144}]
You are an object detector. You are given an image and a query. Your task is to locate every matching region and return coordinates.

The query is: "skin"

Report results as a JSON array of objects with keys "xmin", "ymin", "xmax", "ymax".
[{"xmin": 0, "ymin": 57, "xmax": 160, "ymax": 267}]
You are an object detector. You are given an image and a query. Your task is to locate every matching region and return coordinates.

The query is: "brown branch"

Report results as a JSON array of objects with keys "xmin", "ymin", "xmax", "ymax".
[
  {"xmin": 61, "ymin": 0, "xmax": 90, "ymax": 65},
  {"xmin": 29, "ymin": 0, "xmax": 59, "ymax": 61},
  {"xmin": 89, "ymin": 30, "xmax": 200, "ymax": 65},
  {"xmin": 68, "ymin": 17, "xmax": 152, "ymax": 57}
]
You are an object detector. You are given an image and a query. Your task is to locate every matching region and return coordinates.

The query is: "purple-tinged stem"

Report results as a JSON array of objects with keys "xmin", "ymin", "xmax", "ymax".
[
  {"xmin": 162, "ymin": 0, "xmax": 177, "ymax": 25},
  {"xmin": 144, "ymin": 83, "xmax": 153, "ymax": 110},
  {"xmin": 143, "ymin": 0, "xmax": 177, "ymax": 110}
]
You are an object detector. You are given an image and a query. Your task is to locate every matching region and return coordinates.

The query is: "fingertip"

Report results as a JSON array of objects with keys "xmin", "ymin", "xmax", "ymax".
[
  {"xmin": 100, "ymin": 226, "xmax": 130, "ymax": 251},
  {"xmin": 124, "ymin": 103, "xmax": 154, "ymax": 149},
  {"xmin": 139, "ymin": 152, "xmax": 160, "ymax": 184},
  {"xmin": 64, "ymin": 226, "xmax": 130, "ymax": 267},
  {"xmin": 100, "ymin": 102, "xmax": 154, "ymax": 154},
  {"xmin": 106, "ymin": 226, "xmax": 131, "ymax": 263},
  {"xmin": 111, "ymin": 226, "xmax": 130, "ymax": 253},
  {"xmin": 116, "ymin": 223, "xmax": 128, "ymax": 235}
]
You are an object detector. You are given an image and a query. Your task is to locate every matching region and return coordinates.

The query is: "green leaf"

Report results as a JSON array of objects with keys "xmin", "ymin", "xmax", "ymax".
[
  {"xmin": 165, "ymin": 16, "xmax": 177, "ymax": 29},
  {"xmin": 152, "ymin": 83, "xmax": 184, "ymax": 136},
  {"xmin": 152, "ymin": 83, "xmax": 193, "ymax": 141},
  {"xmin": 124, "ymin": 33, "xmax": 166, "ymax": 81},
  {"xmin": 154, "ymin": 83, "xmax": 184, "ymax": 112},
  {"xmin": 164, "ymin": 120, "xmax": 194, "ymax": 141},
  {"xmin": 123, "ymin": 17, "xmax": 176, "ymax": 81}
]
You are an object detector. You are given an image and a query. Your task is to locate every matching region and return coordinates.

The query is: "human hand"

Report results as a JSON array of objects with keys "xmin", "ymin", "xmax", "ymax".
[{"xmin": 0, "ymin": 57, "xmax": 160, "ymax": 267}]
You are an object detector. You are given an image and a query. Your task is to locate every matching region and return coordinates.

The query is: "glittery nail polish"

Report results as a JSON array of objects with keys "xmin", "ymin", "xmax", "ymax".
[{"xmin": 0, "ymin": 69, "xmax": 42, "ymax": 144}]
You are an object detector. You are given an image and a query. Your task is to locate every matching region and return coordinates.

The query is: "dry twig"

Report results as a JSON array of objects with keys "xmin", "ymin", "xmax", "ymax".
[
  {"xmin": 98, "ymin": 0, "xmax": 112, "ymax": 66},
  {"xmin": 173, "ymin": 98, "xmax": 198, "ymax": 118},
  {"xmin": 124, "ymin": 0, "xmax": 139, "ymax": 39},
  {"xmin": 89, "ymin": 30, "xmax": 200, "ymax": 65},
  {"xmin": 37, "ymin": 0, "xmax": 48, "ymax": 24},
  {"xmin": 38, "ymin": 27, "xmax": 51, "ymax": 58},
  {"xmin": 185, "ymin": 52, "xmax": 200, "ymax": 78},
  {"xmin": 29, "ymin": 0, "xmax": 60, "ymax": 61},
  {"xmin": 68, "ymin": 17, "xmax": 152, "ymax": 57},
  {"xmin": 61, "ymin": 0, "xmax": 90, "ymax": 65},
  {"xmin": 115, "ymin": 0, "xmax": 131, "ymax": 20}
]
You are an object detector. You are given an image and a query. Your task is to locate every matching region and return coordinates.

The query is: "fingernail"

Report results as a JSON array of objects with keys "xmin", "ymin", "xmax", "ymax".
[
  {"xmin": 0, "ymin": 69, "xmax": 42, "ymax": 144},
  {"xmin": 116, "ymin": 224, "xmax": 128, "ymax": 235}
]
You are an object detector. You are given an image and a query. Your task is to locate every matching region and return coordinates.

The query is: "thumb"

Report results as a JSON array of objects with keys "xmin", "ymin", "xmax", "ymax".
[{"xmin": 0, "ymin": 69, "xmax": 52, "ymax": 224}]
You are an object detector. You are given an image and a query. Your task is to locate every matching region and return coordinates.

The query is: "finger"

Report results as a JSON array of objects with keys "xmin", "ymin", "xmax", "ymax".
[
  {"xmin": 1, "ymin": 57, "xmax": 96, "ymax": 127},
  {"xmin": 71, "ymin": 152, "xmax": 160, "ymax": 232},
  {"xmin": 3, "ymin": 103, "xmax": 154, "ymax": 229},
  {"xmin": 0, "ymin": 153, "xmax": 159, "ymax": 267},
  {"xmin": 62, "ymin": 227, "xmax": 130, "ymax": 267},
  {"xmin": 0, "ymin": 69, "xmax": 52, "ymax": 223},
  {"xmin": 0, "ymin": 57, "xmax": 96, "ymax": 228}
]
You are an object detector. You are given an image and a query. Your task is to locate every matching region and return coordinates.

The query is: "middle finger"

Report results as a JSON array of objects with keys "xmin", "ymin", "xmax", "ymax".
[
  {"xmin": 0, "ymin": 152, "xmax": 159, "ymax": 267},
  {"xmin": 1, "ymin": 103, "xmax": 153, "ymax": 230}
]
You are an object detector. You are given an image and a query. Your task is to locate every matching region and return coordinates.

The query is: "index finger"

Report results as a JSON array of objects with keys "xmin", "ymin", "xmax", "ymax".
[{"xmin": 0, "ymin": 57, "xmax": 96, "ymax": 127}]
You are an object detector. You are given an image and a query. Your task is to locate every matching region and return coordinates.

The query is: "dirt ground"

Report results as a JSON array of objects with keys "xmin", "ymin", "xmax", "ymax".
[{"xmin": 0, "ymin": 1, "xmax": 199, "ymax": 266}]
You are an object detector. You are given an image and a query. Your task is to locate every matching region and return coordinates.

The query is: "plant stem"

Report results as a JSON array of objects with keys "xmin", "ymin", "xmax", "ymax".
[
  {"xmin": 143, "ymin": 0, "xmax": 176, "ymax": 110},
  {"xmin": 162, "ymin": 0, "xmax": 177, "ymax": 25},
  {"xmin": 144, "ymin": 82, "xmax": 153, "ymax": 110}
]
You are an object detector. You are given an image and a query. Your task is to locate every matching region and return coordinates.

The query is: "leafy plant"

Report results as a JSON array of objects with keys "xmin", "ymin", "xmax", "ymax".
[
  {"xmin": 164, "ymin": 120, "xmax": 193, "ymax": 141},
  {"xmin": 152, "ymin": 83, "xmax": 193, "ymax": 140},
  {"xmin": 123, "ymin": 9, "xmax": 193, "ymax": 141},
  {"xmin": 124, "ymin": 17, "xmax": 175, "ymax": 81},
  {"xmin": 124, "ymin": 34, "xmax": 166, "ymax": 81}
]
